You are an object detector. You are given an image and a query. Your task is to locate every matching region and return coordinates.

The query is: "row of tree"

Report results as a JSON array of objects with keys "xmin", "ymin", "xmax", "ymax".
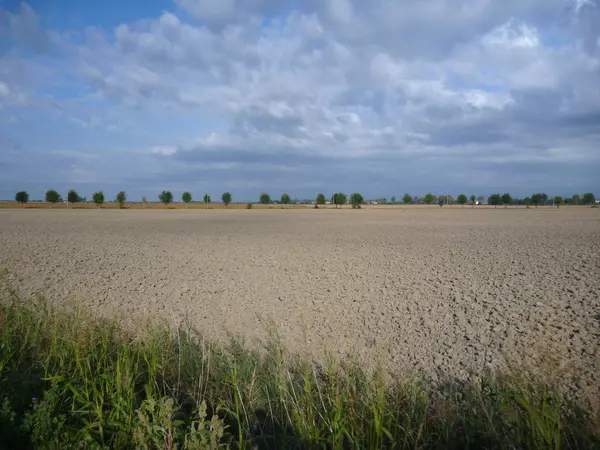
[{"xmin": 13, "ymin": 190, "xmax": 597, "ymax": 208}]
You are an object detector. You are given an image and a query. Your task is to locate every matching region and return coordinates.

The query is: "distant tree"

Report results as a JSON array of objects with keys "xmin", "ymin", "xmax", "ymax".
[
  {"xmin": 501, "ymin": 193, "xmax": 512, "ymax": 206},
  {"xmin": 159, "ymin": 190, "xmax": 173, "ymax": 207},
  {"xmin": 531, "ymin": 193, "xmax": 542, "ymax": 207},
  {"xmin": 222, "ymin": 192, "xmax": 232, "ymax": 207},
  {"xmin": 564, "ymin": 197, "xmax": 572, "ymax": 205},
  {"xmin": 259, "ymin": 192, "xmax": 271, "ymax": 205},
  {"xmin": 45, "ymin": 189, "xmax": 61, "ymax": 208},
  {"xmin": 583, "ymin": 193, "xmax": 596, "ymax": 205},
  {"xmin": 67, "ymin": 189, "xmax": 80, "ymax": 206},
  {"xmin": 181, "ymin": 192, "xmax": 192, "ymax": 208},
  {"xmin": 92, "ymin": 191, "xmax": 104, "ymax": 207},
  {"xmin": 247, "ymin": 202, "xmax": 253, "ymax": 209},
  {"xmin": 350, "ymin": 193, "xmax": 364, "ymax": 208},
  {"xmin": 424, "ymin": 193, "xmax": 435, "ymax": 204},
  {"xmin": 438, "ymin": 198, "xmax": 444, "ymax": 207},
  {"xmin": 573, "ymin": 194, "xmax": 581, "ymax": 205},
  {"xmin": 316, "ymin": 193, "xmax": 326, "ymax": 208},
  {"xmin": 553, "ymin": 196, "xmax": 562, "ymax": 208},
  {"xmin": 115, "ymin": 191, "xmax": 127, "ymax": 208},
  {"xmin": 332, "ymin": 192, "xmax": 347, "ymax": 208},
  {"xmin": 15, "ymin": 191, "xmax": 28, "ymax": 206},
  {"xmin": 403, "ymin": 193, "xmax": 412, "ymax": 205},
  {"xmin": 457, "ymin": 194, "xmax": 467, "ymax": 207},
  {"xmin": 540, "ymin": 193, "xmax": 549, "ymax": 205},
  {"xmin": 524, "ymin": 197, "xmax": 531, "ymax": 207},
  {"xmin": 390, "ymin": 196, "xmax": 396, "ymax": 204},
  {"xmin": 488, "ymin": 193, "xmax": 502, "ymax": 208},
  {"xmin": 142, "ymin": 196, "xmax": 148, "ymax": 208},
  {"xmin": 470, "ymin": 195, "xmax": 476, "ymax": 207},
  {"xmin": 281, "ymin": 193, "xmax": 291, "ymax": 208}
]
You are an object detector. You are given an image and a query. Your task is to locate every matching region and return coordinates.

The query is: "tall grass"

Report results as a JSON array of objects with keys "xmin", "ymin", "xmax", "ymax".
[{"xmin": 0, "ymin": 276, "xmax": 598, "ymax": 449}]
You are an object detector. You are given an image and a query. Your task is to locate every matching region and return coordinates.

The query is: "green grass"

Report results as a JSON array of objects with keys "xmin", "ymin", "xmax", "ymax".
[{"xmin": 0, "ymin": 276, "xmax": 598, "ymax": 449}]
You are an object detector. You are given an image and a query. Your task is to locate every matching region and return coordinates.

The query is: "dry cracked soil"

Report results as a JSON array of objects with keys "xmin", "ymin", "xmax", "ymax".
[{"xmin": 1, "ymin": 207, "xmax": 599, "ymax": 396}]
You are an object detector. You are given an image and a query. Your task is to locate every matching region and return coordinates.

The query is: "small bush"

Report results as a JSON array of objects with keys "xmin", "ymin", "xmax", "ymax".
[{"xmin": 246, "ymin": 203, "xmax": 253, "ymax": 209}]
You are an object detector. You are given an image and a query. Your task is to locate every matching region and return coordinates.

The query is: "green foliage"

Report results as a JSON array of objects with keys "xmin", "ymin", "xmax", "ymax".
[
  {"xmin": 115, "ymin": 191, "xmax": 127, "ymax": 208},
  {"xmin": 424, "ymin": 193, "xmax": 435, "ymax": 204},
  {"xmin": 390, "ymin": 196, "xmax": 396, "ymax": 204},
  {"xmin": 15, "ymin": 191, "xmax": 28, "ymax": 205},
  {"xmin": 0, "ymin": 279, "xmax": 598, "ymax": 449},
  {"xmin": 280, "ymin": 193, "xmax": 291, "ymax": 206},
  {"xmin": 45, "ymin": 189, "xmax": 61, "ymax": 206},
  {"xmin": 221, "ymin": 192, "xmax": 232, "ymax": 206},
  {"xmin": 92, "ymin": 191, "xmax": 104, "ymax": 207},
  {"xmin": 457, "ymin": 194, "xmax": 467, "ymax": 206},
  {"xmin": 501, "ymin": 192, "xmax": 512, "ymax": 205},
  {"xmin": 573, "ymin": 194, "xmax": 581, "ymax": 205},
  {"xmin": 182, "ymin": 192, "xmax": 192, "ymax": 206},
  {"xmin": 488, "ymin": 193, "xmax": 501, "ymax": 207},
  {"xmin": 554, "ymin": 196, "xmax": 562, "ymax": 208},
  {"xmin": 159, "ymin": 190, "xmax": 173, "ymax": 206},
  {"xmin": 524, "ymin": 197, "xmax": 532, "ymax": 206},
  {"xmin": 259, "ymin": 192, "xmax": 271, "ymax": 204},
  {"xmin": 316, "ymin": 193, "xmax": 326, "ymax": 207},
  {"xmin": 350, "ymin": 192, "xmax": 364, "ymax": 208},
  {"xmin": 470, "ymin": 194, "xmax": 476, "ymax": 205},
  {"xmin": 67, "ymin": 189, "xmax": 80, "ymax": 204},
  {"xmin": 246, "ymin": 202, "xmax": 253, "ymax": 209},
  {"xmin": 531, "ymin": 193, "xmax": 543, "ymax": 207},
  {"xmin": 332, "ymin": 192, "xmax": 347, "ymax": 208},
  {"xmin": 403, "ymin": 193, "xmax": 412, "ymax": 205},
  {"xmin": 203, "ymin": 194, "xmax": 211, "ymax": 204},
  {"xmin": 583, "ymin": 192, "xmax": 596, "ymax": 205}
]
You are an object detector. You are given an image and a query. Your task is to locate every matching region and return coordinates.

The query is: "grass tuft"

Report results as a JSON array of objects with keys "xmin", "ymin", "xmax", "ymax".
[{"xmin": 0, "ymin": 274, "xmax": 598, "ymax": 449}]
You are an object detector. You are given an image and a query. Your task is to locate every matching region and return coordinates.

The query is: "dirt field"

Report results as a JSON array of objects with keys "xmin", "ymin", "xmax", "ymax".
[{"xmin": 1, "ymin": 208, "xmax": 599, "ymax": 393}]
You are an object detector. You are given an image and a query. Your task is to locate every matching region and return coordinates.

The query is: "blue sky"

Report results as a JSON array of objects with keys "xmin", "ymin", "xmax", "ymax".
[{"xmin": 1, "ymin": 0, "xmax": 599, "ymax": 201}]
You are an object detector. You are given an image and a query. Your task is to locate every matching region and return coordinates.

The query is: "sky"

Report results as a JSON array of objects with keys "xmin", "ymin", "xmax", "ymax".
[{"xmin": 1, "ymin": 0, "xmax": 599, "ymax": 201}]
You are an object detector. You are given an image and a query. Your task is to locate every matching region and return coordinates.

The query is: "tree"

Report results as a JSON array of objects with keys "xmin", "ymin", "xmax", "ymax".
[
  {"xmin": 115, "ymin": 191, "xmax": 127, "ymax": 208},
  {"xmin": 540, "ymin": 193, "xmax": 548, "ymax": 205},
  {"xmin": 280, "ymin": 193, "xmax": 291, "ymax": 208},
  {"xmin": 350, "ymin": 192, "xmax": 364, "ymax": 208},
  {"xmin": 403, "ymin": 193, "xmax": 412, "ymax": 205},
  {"xmin": 424, "ymin": 193, "xmax": 435, "ymax": 204},
  {"xmin": 67, "ymin": 189, "xmax": 80, "ymax": 206},
  {"xmin": 583, "ymin": 193, "xmax": 596, "ymax": 205},
  {"xmin": 332, "ymin": 192, "xmax": 347, "ymax": 208},
  {"xmin": 553, "ymin": 196, "xmax": 562, "ymax": 208},
  {"xmin": 390, "ymin": 196, "xmax": 396, "ymax": 204},
  {"xmin": 316, "ymin": 193, "xmax": 326, "ymax": 208},
  {"xmin": 92, "ymin": 191, "xmax": 104, "ymax": 207},
  {"xmin": 488, "ymin": 193, "xmax": 501, "ymax": 208},
  {"xmin": 531, "ymin": 193, "xmax": 542, "ymax": 207},
  {"xmin": 259, "ymin": 192, "xmax": 271, "ymax": 204},
  {"xmin": 457, "ymin": 194, "xmax": 467, "ymax": 207},
  {"xmin": 573, "ymin": 194, "xmax": 581, "ymax": 205},
  {"xmin": 182, "ymin": 192, "xmax": 192, "ymax": 208},
  {"xmin": 45, "ymin": 189, "xmax": 61, "ymax": 208},
  {"xmin": 501, "ymin": 193, "xmax": 512, "ymax": 206},
  {"xmin": 222, "ymin": 192, "xmax": 232, "ymax": 207},
  {"xmin": 159, "ymin": 190, "xmax": 173, "ymax": 206},
  {"xmin": 524, "ymin": 197, "xmax": 531, "ymax": 207},
  {"xmin": 15, "ymin": 191, "xmax": 28, "ymax": 207},
  {"xmin": 470, "ymin": 195, "xmax": 476, "ymax": 207}
]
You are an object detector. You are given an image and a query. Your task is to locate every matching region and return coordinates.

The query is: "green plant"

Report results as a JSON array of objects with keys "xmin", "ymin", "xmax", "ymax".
[
  {"xmin": 259, "ymin": 193, "xmax": 270, "ymax": 205},
  {"xmin": 457, "ymin": 194, "xmax": 467, "ymax": 207},
  {"xmin": 470, "ymin": 194, "xmax": 476, "ymax": 206},
  {"xmin": 92, "ymin": 191, "xmax": 104, "ymax": 207},
  {"xmin": 424, "ymin": 193, "xmax": 435, "ymax": 204},
  {"xmin": 182, "ymin": 192, "xmax": 192, "ymax": 208},
  {"xmin": 15, "ymin": 191, "xmax": 28, "ymax": 207},
  {"xmin": 403, "ymin": 193, "xmax": 412, "ymax": 205},
  {"xmin": 159, "ymin": 191, "xmax": 173, "ymax": 207},
  {"xmin": 221, "ymin": 192, "xmax": 232, "ymax": 207},
  {"xmin": 332, "ymin": 192, "xmax": 347, "ymax": 208},
  {"xmin": 115, "ymin": 191, "xmax": 127, "ymax": 209},
  {"xmin": 280, "ymin": 193, "xmax": 291, "ymax": 208},
  {"xmin": 573, "ymin": 194, "xmax": 581, "ymax": 205},
  {"xmin": 45, "ymin": 190, "xmax": 61, "ymax": 207},
  {"xmin": 583, "ymin": 192, "xmax": 596, "ymax": 205},
  {"xmin": 203, "ymin": 194, "xmax": 211, "ymax": 205},
  {"xmin": 316, "ymin": 193, "xmax": 326, "ymax": 208},
  {"xmin": 67, "ymin": 189, "xmax": 80, "ymax": 205},
  {"xmin": 501, "ymin": 192, "xmax": 512, "ymax": 206},
  {"xmin": 390, "ymin": 196, "xmax": 396, "ymax": 204},
  {"xmin": 246, "ymin": 203, "xmax": 253, "ymax": 209},
  {"xmin": 488, "ymin": 193, "xmax": 501, "ymax": 208},
  {"xmin": 554, "ymin": 196, "xmax": 562, "ymax": 208},
  {"xmin": 350, "ymin": 192, "xmax": 364, "ymax": 208}
]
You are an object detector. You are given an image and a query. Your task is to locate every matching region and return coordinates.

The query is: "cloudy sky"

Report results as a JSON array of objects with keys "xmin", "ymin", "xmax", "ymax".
[{"xmin": 1, "ymin": 0, "xmax": 599, "ymax": 201}]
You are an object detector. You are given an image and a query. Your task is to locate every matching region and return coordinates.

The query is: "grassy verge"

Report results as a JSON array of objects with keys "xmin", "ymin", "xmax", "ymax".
[{"xmin": 0, "ymin": 278, "xmax": 598, "ymax": 449}]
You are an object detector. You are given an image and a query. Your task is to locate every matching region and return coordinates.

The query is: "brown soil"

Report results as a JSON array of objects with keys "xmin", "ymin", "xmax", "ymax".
[{"xmin": 1, "ymin": 208, "xmax": 599, "ymax": 395}]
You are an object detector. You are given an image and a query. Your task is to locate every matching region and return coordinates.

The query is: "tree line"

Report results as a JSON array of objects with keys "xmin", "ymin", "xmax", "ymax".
[{"xmin": 12, "ymin": 189, "xmax": 598, "ymax": 208}]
